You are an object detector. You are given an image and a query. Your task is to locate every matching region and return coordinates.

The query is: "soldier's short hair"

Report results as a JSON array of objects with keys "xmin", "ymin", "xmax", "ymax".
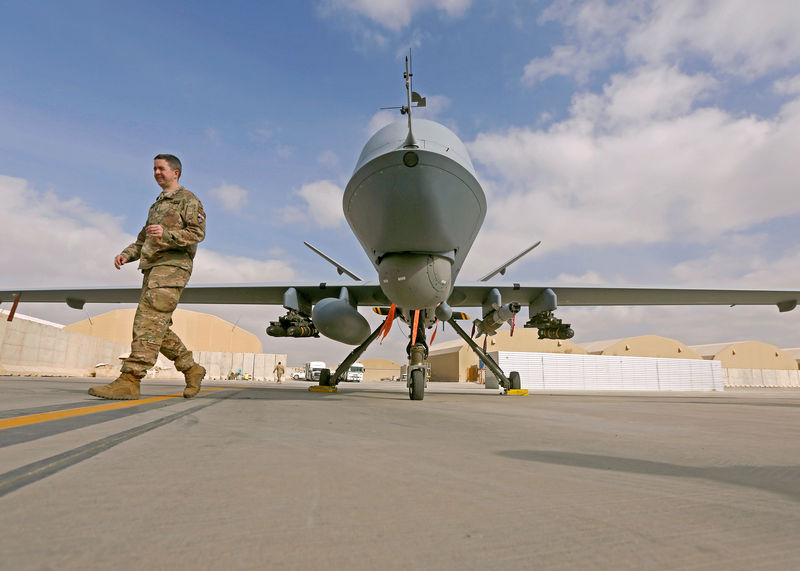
[{"xmin": 154, "ymin": 154, "xmax": 182, "ymax": 177}]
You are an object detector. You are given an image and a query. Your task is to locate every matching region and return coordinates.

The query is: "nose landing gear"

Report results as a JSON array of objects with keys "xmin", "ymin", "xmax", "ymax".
[{"xmin": 406, "ymin": 314, "xmax": 428, "ymax": 401}]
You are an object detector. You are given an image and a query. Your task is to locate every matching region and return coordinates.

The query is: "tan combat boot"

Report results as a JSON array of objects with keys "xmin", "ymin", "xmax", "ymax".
[
  {"xmin": 183, "ymin": 364, "xmax": 206, "ymax": 398},
  {"xmin": 88, "ymin": 373, "xmax": 141, "ymax": 400}
]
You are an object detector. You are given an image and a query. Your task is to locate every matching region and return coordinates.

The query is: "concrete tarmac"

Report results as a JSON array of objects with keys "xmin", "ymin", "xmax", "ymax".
[{"xmin": 1, "ymin": 377, "xmax": 799, "ymax": 570}]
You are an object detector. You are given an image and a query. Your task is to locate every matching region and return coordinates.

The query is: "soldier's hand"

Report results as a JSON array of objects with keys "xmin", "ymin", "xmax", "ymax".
[
  {"xmin": 145, "ymin": 224, "xmax": 164, "ymax": 238},
  {"xmin": 114, "ymin": 255, "xmax": 127, "ymax": 270}
]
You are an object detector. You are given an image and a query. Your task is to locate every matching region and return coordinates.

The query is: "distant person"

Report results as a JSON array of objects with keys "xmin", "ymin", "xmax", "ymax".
[
  {"xmin": 89, "ymin": 154, "xmax": 207, "ymax": 400},
  {"xmin": 274, "ymin": 361, "xmax": 285, "ymax": 383}
]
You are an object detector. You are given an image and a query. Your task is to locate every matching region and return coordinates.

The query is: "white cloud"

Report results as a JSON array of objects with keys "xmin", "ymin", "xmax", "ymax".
[
  {"xmin": 0, "ymin": 174, "xmax": 297, "ymax": 289},
  {"xmin": 554, "ymin": 270, "xmax": 606, "ymax": 284},
  {"xmin": 317, "ymin": 150, "xmax": 340, "ymax": 168},
  {"xmin": 414, "ymin": 94, "xmax": 451, "ymax": 120},
  {"xmin": 599, "ymin": 66, "xmax": 717, "ymax": 127},
  {"xmin": 210, "ymin": 183, "xmax": 249, "ymax": 213},
  {"xmin": 466, "ymin": 68, "xmax": 800, "ymax": 262},
  {"xmin": 366, "ymin": 110, "xmax": 398, "ymax": 136},
  {"xmin": 278, "ymin": 204, "xmax": 307, "ymax": 225},
  {"xmin": 205, "ymin": 127, "xmax": 221, "ymax": 145},
  {"xmin": 666, "ymin": 234, "xmax": 800, "ymax": 291},
  {"xmin": 281, "ymin": 180, "xmax": 345, "ymax": 229},
  {"xmin": 523, "ymin": 0, "xmax": 642, "ymax": 85},
  {"xmin": 774, "ymin": 74, "xmax": 800, "ymax": 95},
  {"xmin": 525, "ymin": 42, "xmax": 613, "ymax": 87},
  {"xmin": 524, "ymin": 0, "xmax": 800, "ymax": 85},
  {"xmin": 0, "ymin": 175, "xmax": 133, "ymax": 288},
  {"xmin": 249, "ymin": 121, "xmax": 276, "ymax": 142},
  {"xmin": 321, "ymin": 0, "xmax": 471, "ymax": 32},
  {"xmin": 276, "ymin": 145, "xmax": 296, "ymax": 159},
  {"xmin": 627, "ymin": 0, "xmax": 800, "ymax": 79},
  {"xmin": 191, "ymin": 251, "xmax": 297, "ymax": 284}
]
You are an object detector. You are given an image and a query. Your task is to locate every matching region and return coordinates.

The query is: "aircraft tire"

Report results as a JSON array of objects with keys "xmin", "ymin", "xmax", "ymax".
[
  {"xmin": 509, "ymin": 371, "xmax": 521, "ymax": 390},
  {"xmin": 319, "ymin": 369, "xmax": 332, "ymax": 386},
  {"xmin": 409, "ymin": 369, "xmax": 424, "ymax": 401}
]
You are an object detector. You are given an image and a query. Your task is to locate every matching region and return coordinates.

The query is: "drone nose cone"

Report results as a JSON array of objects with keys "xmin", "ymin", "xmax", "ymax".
[{"xmin": 343, "ymin": 119, "xmax": 486, "ymax": 280}]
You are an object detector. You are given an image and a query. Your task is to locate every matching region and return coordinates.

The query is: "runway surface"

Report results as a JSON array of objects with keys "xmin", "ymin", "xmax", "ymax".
[{"xmin": 1, "ymin": 377, "xmax": 799, "ymax": 570}]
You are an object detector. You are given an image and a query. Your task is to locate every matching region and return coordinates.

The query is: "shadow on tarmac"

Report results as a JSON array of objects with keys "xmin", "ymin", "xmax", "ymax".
[{"xmin": 497, "ymin": 450, "xmax": 800, "ymax": 502}]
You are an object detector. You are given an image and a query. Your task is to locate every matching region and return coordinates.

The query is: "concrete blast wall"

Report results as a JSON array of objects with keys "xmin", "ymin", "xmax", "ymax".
[
  {"xmin": 723, "ymin": 368, "xmax": 800, "ymax": 388},
  {"xmin": 191, "ymin": 351, "xmax": 286, "ymax": 381},
  {"xmin": 0, "ymin": 315, "xmax": 285, "ymax": 380},
  {"xmin": 0, "ymin": 315, "xmax": 129, "ymax": 377},
  {"xmin": 488, "ymin": 351, "xmax": 800, "ymax": 390},
  {"xmin": 489, "ymin": 351, "xmax": 725, "ymax": 391}
]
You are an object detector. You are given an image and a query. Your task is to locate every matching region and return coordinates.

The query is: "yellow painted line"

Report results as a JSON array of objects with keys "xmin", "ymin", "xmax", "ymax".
[{"xmin": 0, "ymin": 387, "xmax": 230, "ymax": 431}]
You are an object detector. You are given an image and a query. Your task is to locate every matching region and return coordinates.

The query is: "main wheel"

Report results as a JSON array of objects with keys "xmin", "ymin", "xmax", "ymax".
[
  {"xmin": 409, "ymin": 369, "xmax": 425, "ymax": 401},
  {"xmin": 509, "ymin": 371, "xmax": 521, "ymax": 390},
  {"xmin": 319, "ymin": 369, "xmax": 332, "ymax": 387}
]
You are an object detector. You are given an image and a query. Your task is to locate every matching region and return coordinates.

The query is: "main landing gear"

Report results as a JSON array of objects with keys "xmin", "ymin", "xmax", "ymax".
[
  {"xmin": 446, "ymin": 317, "xmax": 521, "ymax": 392},
  {"xmin": 311, "ymin": 311, "xmax": 431, "ymax": 401},
  {"xmin": 312, "ymin": 307, "xmax": 521, "ymax": 400},
  {"xmin": 315, "ymin": 320, "xmax": 386, "ymax": 389}
]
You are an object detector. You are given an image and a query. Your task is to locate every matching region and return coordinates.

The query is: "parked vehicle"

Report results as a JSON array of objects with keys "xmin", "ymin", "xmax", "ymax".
[
  {"xmin": 343, "ymin": 362, "xmax": 365, "ymax": 382},
  {"xmin": 304, "ymin": 361, "xmax": 326, "ymax": 382}
]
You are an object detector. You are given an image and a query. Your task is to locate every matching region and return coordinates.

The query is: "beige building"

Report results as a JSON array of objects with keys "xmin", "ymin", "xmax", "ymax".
[
  {"xmin": 360, "ymin": 358, "xmax": 402, "ymax": 381},
  {"xmin": 781, "ymin": 348, "xmax": 800, "ymax": 368},
  {"xmin": 429, "ymin": 328, "xmax": 587, "ymax": 382},
  {"xmin": 690, "ymin": 341, "xmax": 798, "ymax": 370},
  {"xmin": 65, "ymin": 308, "xmax": 262, "ymax": 354},
  {"xmin": 582, "ymin": 335, "xmax": 702, "ymax": 360}
]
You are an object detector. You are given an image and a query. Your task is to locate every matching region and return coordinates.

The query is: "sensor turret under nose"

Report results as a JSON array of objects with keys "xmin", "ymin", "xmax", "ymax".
[{"xmin": 378, "ymin": 253, "xmax": 452, "ymax": 310}]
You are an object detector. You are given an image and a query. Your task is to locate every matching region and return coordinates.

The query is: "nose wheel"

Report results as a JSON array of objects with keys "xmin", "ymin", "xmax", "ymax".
[
  {"xmin": 406, "ymin": 313, "xmax": 428, "ymax": 401},
  {"xmin": 409, "ymin": 369, "xmax": 425, "ymax": 400}
]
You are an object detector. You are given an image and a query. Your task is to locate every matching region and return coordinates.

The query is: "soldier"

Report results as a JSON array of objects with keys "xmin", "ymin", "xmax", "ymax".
[
  {"xmin": 273, "ymin": 361, "xmax": 285, "ymax": 384},
  {"xmin": 89, "ymin": 154, "xmax": 207, "ymax": 400}
]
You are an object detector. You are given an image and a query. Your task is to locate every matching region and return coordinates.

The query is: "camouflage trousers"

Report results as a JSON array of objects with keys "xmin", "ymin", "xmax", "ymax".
[{"xmin": 121, "ymin": 265, "xmax": 196, "ymax": 379}]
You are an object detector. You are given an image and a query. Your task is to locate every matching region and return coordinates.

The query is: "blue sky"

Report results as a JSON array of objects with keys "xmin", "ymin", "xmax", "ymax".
[{"xmin": 3, "ymin": 1, "xmax": 800, "ymax": 366}]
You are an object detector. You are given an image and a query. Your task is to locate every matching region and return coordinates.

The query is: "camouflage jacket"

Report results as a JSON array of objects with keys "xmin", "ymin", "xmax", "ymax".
[{"xmin": 120, "ymin": 186, "xmax": 206, "ymax": 272}]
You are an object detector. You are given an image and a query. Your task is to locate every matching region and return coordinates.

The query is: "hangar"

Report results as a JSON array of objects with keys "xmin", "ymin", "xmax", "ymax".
[
  {"xmin": 359, "ymin": 358, "xmax": 401, "ymax": 381},
  {"xmin": 690, "ymin": 341, "xmax": 798, "ymax": 370},
  {"xmin": 581, "ymin": 335, "xmax": 702, "ymax": 360},
  {"xmin": 783, "ymin": 348, "xmax": 800, "ymax": 368},
  {"xmin": 65, "ymin": 308, "xmax": 262, "ymax": 353},
  {"xmin": 1, "ymin": 308, "xmax": 284, "ymax": 380}
]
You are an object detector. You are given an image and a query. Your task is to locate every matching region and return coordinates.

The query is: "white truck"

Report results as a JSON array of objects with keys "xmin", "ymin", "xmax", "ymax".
[
  {"xmin": 304, "ymin": 361, "xmax": 326, "ymax": 382},
  {"xmin": 343, "ymin": 362, "xmax": 365, "ymax": 382}
]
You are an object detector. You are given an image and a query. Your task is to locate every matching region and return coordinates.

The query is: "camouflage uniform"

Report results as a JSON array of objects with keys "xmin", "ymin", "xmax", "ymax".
[
  {"xmin": 274, "ymin": 362, "xmax": 285, "ymax": 383},
  {"xmin": 119, "ymin": 186, "xmax": 206, "ymax": 378}
]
